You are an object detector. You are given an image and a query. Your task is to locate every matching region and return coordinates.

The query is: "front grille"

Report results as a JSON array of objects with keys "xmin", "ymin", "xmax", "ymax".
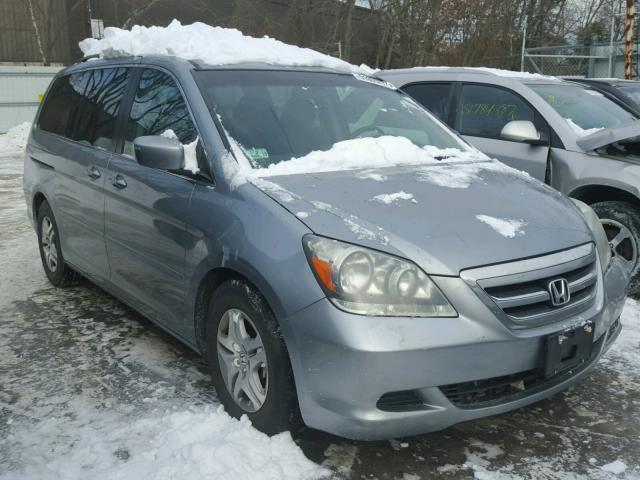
[
  {"xmin": 462, "ymin": 243, "xmax": 599, "ymax": 328},
  {"xmin": 441, "ymin": 333, "xmax": 604, "ymax": 408},
  {"xmin": 377, "ymin": 390, "xmax": 424, "ymax": 412}
]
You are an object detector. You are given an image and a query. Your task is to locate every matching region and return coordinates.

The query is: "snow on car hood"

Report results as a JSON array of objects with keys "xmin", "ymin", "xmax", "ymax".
[
  {"xmin": 79, "ymin": 20, "xmax": 368, "ymax": 73},
  {"xmin": 576, "ymin": 121, "xmax": 640, "ymax": 151},
  {"xmin": 251, "ymin": 161, "xmax": 593, "ymax": 276}
]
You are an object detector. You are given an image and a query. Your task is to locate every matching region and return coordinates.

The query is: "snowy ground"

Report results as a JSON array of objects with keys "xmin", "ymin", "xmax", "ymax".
[{"xmin": 1, "ymin": 135, "xmax": 639, "ymax": 479}]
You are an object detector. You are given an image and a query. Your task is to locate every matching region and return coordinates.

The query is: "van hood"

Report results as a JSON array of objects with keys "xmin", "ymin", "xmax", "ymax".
[
  {"xmin": 576, "ymin": 122, "xmax": 640, "ymax": 151},
  {"xmin": 250, "ymin": 161, "xmax": 593, "ymax": 276}
]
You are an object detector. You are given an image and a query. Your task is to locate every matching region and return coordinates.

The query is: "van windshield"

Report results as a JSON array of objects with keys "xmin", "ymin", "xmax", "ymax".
[
  {"xmin": 529, "ymin": 83, "xmax": 637, "ymax": 133},
  {"xmin": 195, "ymin": 70, "xmax": 466, "ymax": 168}
]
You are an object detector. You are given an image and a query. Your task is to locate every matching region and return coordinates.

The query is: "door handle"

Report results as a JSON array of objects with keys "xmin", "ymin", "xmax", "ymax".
[
  {"xmin": 87, "ymin": 166, "xmax": 101, "ymax": 180},
  {"xmin": 112, "ymin": 174, "xmax": 127, "ymax": 189}
]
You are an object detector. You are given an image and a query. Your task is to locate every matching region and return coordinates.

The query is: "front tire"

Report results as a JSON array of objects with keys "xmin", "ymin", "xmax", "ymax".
[
  {"xmin": 36, "ymin": 202, "xmax": 78, "ymax": 287},
  {"xmin": 591, "ymin": 201, "xmax": 640, "ymax": 294},
  {"xmin": 205, "ymin": 279, "xmax": 300, "ymax": 435}
]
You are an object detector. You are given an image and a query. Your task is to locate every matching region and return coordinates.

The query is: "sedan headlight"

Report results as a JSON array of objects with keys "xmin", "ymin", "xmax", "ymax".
[
  {"xmin": 571, "ymin": 199, "xmax": 612, "ymax": 271},
  {"xmin": 303, "ymin": 235, "xmax": 456, "ymax": 317}
]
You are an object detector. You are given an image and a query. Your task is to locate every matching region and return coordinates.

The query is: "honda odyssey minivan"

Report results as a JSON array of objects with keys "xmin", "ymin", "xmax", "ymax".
[{"xmin": 24, "ymin": 55, "xmax": 628, "ymax": 440}]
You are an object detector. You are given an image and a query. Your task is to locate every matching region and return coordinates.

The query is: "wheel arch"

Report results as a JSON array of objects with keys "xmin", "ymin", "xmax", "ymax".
[
  {"xmin": 32, "ymin": 191, "xmax": 49, "ymax": 223},
  {"xmin": 192, "ymin": 266, "xmax": 287, "ymax": 354},
  {"xmin": 569, "ymin": 184, "xmax": 640, "ymax": 208}
]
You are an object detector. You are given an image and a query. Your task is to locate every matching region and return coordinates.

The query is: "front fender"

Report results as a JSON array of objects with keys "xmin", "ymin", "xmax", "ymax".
[{"xmin": 182, "ymin": 182, "xmax": 325, "ymax": 346}]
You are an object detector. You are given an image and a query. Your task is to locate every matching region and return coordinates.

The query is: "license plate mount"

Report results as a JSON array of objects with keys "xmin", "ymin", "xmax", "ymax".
[{"xmin": 544, "ymin": 322, "xmax": 594, "ymax": 378}]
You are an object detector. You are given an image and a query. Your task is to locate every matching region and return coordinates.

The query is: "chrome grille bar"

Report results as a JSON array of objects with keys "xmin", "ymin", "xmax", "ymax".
[{"xmin": 461, "ymin": 244, "xmax": 599, "ymax": 328}]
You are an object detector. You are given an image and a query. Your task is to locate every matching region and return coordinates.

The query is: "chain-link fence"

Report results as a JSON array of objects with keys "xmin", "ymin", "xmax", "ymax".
[{"xmin": 523, "ymin": 43, "xmax": 633, "ymax": 78}]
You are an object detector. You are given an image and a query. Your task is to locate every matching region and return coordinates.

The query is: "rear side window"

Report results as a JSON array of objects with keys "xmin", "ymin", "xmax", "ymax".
[
  {"xmin": 402, "ymin": 83, "xmax": 453, "ymax": 122},
  {"xmin": 458, "ymin": 84, "xmax": 536, "ymax": 139},
  {"xmin": 123, "ymin": 68, "xmax": 197, "ymax": 156},
  {"xmin": 38, "ymin": 68, "xmax": 129, "ymax": 149}
]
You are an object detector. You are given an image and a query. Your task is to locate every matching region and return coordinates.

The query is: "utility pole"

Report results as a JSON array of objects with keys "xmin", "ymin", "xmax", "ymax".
[
  {"xmin": 609, "ymin": 6, "xmax": 616, "ymax": 76},
  {"xmin": 520, "ymin": 15, "xmax": 528, "ymax": 72},
  {"xmin": 625, "ymin": 0, "xmax": 635, "ymax": 79}
]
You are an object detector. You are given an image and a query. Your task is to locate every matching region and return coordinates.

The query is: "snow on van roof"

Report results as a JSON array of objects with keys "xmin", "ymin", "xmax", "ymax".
[{"xmin": 79, "ymin": 20, "xmax": 369, "ymax": 73}]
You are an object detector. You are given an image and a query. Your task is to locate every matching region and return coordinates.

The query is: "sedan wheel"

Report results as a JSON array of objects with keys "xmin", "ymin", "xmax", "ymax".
[
  {"xmin": 217, "ymin": 308, "xmax": 268, "ymax": 413},
  {"xmin": 601, "ymin": 218, "xmax": 638, "ymax": 273}
]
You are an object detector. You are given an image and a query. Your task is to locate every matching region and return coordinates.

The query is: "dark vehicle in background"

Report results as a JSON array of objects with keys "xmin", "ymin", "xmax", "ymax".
[{"xmin": 569, "ymin": 78, "xmax": 640, "ymax": 117}]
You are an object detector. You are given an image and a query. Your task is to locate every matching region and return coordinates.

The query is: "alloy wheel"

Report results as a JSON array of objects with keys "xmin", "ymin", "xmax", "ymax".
[
  {"xmin": 601, "ymin": 218, "xmax": 638, "ymax": 273},
  {"xmin": 41, "ymin": 216, "xmax": 58, "ymax": 273},
  {"xmin": 217, "ymin": 308, "xmax": 268, "ymax": 412}
]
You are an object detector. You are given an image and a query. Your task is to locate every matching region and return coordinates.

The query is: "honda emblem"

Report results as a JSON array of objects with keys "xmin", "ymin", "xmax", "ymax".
[{"xmin": 548, "ymin": 278, "xmax": 570, "ymax": 307}]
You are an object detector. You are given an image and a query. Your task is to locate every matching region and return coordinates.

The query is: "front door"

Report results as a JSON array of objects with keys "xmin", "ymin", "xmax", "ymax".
[
  {"xmin": 457, "ymin": 83, "xmax": 550, "ymax": 181},
  {"xmin": 104, "ymin": 67, "xmax": 199, "ymax": 331}
]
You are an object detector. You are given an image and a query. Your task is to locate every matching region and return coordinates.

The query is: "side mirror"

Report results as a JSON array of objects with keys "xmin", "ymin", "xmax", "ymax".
[
  {"xmin": 500, "ymin": 120, "xmax": 545, "ymax": 145},
  {"xmin": 134, "ymin": 135, "xmax": 184, "ymax": 170}
]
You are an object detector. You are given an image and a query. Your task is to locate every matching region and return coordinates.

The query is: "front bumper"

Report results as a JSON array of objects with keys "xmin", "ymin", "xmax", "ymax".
[{"xmin": 282, "ymin": 256, "xmax": 628, "ymax": 440}]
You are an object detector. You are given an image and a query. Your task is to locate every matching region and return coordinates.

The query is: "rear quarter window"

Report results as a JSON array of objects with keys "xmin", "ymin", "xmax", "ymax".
[
  {"xmin": 402, "ymin": 83, "xmax": 453, "ymax": 122},
  {"xmin": 38, "ymin": 67, "xmax": 130, "ymax": 149}
]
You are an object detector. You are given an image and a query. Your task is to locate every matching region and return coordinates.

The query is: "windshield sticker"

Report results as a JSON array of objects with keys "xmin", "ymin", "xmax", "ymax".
[
  {"xmin": 352, "ymin": 73, "xmax": 396, "ymax": 90},
  {"xmin": 247, "ymin": 147, "xmax": 270, "ymax": 161}
]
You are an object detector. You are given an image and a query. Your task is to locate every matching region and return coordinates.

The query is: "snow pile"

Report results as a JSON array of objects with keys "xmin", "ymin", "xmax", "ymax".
[
  {"xmin": 80, "ymin": 20, "xmax": 366, "ymax": 73},
  {"xmin": 476, "ymin": 215, "xmax": 527, "ymax": 238},
  {"xmin": 565, "ymin": 118, "xmax": 604, "ymax": 137},
  {"xmin": 5, "ymin": 406, "xmax": 326, "ymax": 480},
  {"xmin": 160, "ymin": 129, "xmax": 199, "ymax": 173},
  {"xmin": 372, "ymin": 191, "xmax": 416, "ymax": 204},
  {"xmin": 252, "ymin": 136, "xmax": 486, "ymax": 177},
  {"xmin": 0, "ymin": 122, "xmax": 31, "ymax": 157},
  {"xmin": 600, "ymin": 460, "xmax": 627, "ymax": 475}
]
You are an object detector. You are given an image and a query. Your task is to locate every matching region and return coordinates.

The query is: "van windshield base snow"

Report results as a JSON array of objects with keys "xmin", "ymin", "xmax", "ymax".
[{"xmin": 195, "ymin": 70, "xmax": 464, "ymax": 169}]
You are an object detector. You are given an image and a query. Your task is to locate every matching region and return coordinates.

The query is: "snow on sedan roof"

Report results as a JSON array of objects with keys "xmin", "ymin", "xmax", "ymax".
[
  {"xmin": 384, "ymin": 66, "xmax": 558, "ymax": 81},
  {"xmin": 79, "ymin": 20, "xmax": 369, "ymax": 73}
]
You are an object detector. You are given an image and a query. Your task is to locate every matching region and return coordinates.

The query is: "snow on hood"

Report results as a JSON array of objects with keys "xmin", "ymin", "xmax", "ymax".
[
  {"xmin": 248, "ymin": 136, "xmax": 487, "ymax": 178},
  {"xmin": 79, "ymin": 20, "xmax": 369, "ymax": 73},
  {"xmin": 251, "ymin": 162, "xmax": 592, "ymax": 275},
  {"xmin": 0, "ymin": 122, "xmax": 31, "ymax": 157}
]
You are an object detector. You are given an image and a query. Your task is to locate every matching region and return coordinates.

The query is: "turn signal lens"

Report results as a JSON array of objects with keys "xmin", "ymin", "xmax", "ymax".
[{"xmin": 311, "ymin": 256, "xmax": 335, "ymax": 291}]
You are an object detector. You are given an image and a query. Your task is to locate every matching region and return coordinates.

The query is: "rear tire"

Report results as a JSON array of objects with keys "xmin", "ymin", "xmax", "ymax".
[
  {"xmin": 36, "ymin": 202, "xmax": 79, "ymax": 287},
  {"xmin": 591, "ymin": 201, "xmax": 640, "ymax": 294},
  {"xmin": 205, "ymin": 279, "xmax": 300, "ymax": 435}
]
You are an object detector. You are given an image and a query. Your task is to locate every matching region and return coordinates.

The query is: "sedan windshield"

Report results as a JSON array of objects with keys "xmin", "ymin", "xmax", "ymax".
[
  {"xmin": 529, "ymin": 83, "xmax": 637, "ymax": 133},
  {"xmin": 195, "ymin": 70, "xmax": 465, "ymax": 168}
]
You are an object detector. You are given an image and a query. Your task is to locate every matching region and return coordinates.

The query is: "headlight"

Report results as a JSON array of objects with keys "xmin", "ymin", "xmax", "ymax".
[
  {"xmin": 571, "ymin": 199, "xmax": 612, "ymax": 271},
  {"xmin": 303, "ymin": 235, "xmax": 457, "ymax": 317}
]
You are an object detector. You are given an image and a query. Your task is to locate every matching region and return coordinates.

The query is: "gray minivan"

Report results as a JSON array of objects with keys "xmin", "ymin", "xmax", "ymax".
[
  {"xmin": 24, "ymin": 56, "xmax": 628, "ymax": 440},
  {"xmin": 379, "ymin": 68, "xmax": 640, "ymax": 295}
]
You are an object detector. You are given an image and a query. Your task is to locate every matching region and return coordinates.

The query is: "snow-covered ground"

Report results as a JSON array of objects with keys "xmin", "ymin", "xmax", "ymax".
[{"xmin": 1, "ymin": 125, "xmax": 639, "ymax": 479}]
